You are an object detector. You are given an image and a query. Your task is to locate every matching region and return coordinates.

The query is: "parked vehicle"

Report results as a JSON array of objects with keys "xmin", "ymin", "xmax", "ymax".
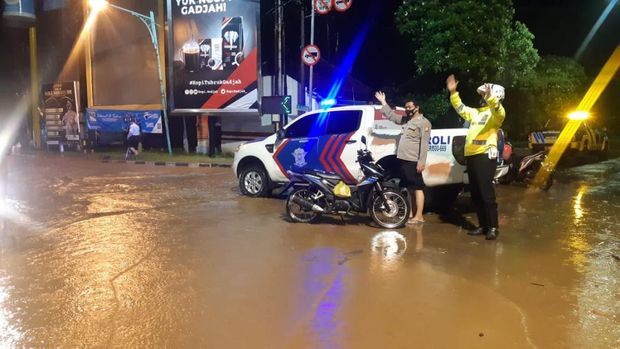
[
  {"xmin": 501, "ymin": 142, "xmax": 554, "ymax": 190},
  {"xmin": 285, "ymin": 137, "xmax": 410, "ymax": 228},
  {"xmin": 529, "ymin": 120, "xmax": 609, "ymax": 160},
  {"xmin": 233, "ymin": 105, "xmax": 510, "ymax": 211}
]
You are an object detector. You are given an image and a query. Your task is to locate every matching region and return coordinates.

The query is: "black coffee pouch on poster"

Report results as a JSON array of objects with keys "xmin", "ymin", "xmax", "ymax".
[
  {"xmin": 222, "ymin": 17, "xmax": 243, "ymax": 70},
  {"xmin": 199, "ymin": 38, "xmax": 211, "ymax": 70}
]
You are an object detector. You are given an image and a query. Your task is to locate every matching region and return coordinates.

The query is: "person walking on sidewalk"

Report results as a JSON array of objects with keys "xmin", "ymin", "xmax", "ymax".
[
  {"xmin": 446, "ymin": 74, "xmax": 506, "ymax": 240},
  {"xmin": 126, "ymin": 119, "xmax": 141, "ymax": 160},
  {"xmin": 375, "ymin": 91, "xmax": 432, "ymax": 224}
]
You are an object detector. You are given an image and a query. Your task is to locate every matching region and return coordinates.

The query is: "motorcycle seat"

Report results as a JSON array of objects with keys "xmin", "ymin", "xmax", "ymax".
[{"xmin": 302, "ymin": 169, "xmax": 342, "ymax": 181}]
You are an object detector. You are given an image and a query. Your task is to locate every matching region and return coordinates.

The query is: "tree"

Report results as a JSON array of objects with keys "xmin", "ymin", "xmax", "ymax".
[
  {"xmin": 529, "ymin": 56, "xmax": 587, "ymax": 126},
  {"xmin": 395, "ymin": 0, "xmax": 539, "ymax": 87},
  {"xmin": 419, "ymin": 93, "xmax": 451, "ymax": 123}
]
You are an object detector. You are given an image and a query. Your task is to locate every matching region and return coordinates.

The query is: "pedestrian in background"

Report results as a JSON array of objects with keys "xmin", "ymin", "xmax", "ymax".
[
  {"xmin": 126, "ymin": 119, "xmax": 141, "ymax": 159},
  {"xmin": 375, "ymin": 91, "xmax": 432, "ymax": 224},
  {"xmin": 446, "ymin": 74, "xmax": 506, "ymax": 240}
]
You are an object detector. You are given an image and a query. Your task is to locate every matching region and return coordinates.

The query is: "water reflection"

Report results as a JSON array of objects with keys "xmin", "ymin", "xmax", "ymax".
[
  {"xmin": 573, "ymin": 185, "xmax": 587, "ymax": 225},
  {"xmin": 0, "ymin": 275, "xmax": 23, "ymax": 347},
  {"xmin": 298, "ymin": 248, "xmax": 345, "ymax": 349},
  {"xmin": 370, "ymin": 226, "xmax": 422, "ymax": 273},
  {"xmin": 568, "ymin": 185, "xmax": 591, "ymax": 271}
]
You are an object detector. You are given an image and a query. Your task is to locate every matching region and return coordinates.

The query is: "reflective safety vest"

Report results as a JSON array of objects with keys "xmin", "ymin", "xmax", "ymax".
[{"xmin": 450, "ymin": 92, "xmax": 506, "ymax": 157}]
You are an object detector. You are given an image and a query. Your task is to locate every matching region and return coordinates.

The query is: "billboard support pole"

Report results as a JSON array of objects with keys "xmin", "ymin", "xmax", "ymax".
[{"xmin": 29, "ymin": 26, "xmax": 41, "ymax": 149}]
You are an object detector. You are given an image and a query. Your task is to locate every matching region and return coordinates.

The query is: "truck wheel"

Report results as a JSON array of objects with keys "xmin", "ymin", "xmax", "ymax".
[
  {"xmin": 239, "ymin": 164, "xmax": 271, "ymax": 197},
  {"xmin": 424, "ymin": 184, "xmax": 463, "ymax": 213}
]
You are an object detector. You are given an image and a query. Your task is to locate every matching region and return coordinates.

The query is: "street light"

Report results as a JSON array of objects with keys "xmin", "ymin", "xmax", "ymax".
[
  {"xmin": 88, "ymin": 0, "xmax": 173, "ymax": 156},
  {"xmin": 567, "ymin": 111, "xmax": 590, "ymax": 121},
  {"xmin": 89, "ymin": 0, "xmax": 108, "ymax": 12}
]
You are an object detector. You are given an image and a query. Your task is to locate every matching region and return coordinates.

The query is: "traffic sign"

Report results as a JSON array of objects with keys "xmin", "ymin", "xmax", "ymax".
[
  {"xmin": 301, "ymin": 45, "xmax": 321, "ymax": 66},
  {"xmin": 262, "ymin": 95, "xmax": 292, "ymax": 115},
  {"xmin": 333, "ymin": 0, "xmax": 352, "ymax": 12},
  {"xmin": 313, "ymin": 0, "xmax": 331, "ymax": 15}
]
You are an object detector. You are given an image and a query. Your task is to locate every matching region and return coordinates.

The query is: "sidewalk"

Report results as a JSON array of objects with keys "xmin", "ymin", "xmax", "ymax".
[{"xmin": 20, "ymin": 148, "xmax": 234, "ymax": 168}]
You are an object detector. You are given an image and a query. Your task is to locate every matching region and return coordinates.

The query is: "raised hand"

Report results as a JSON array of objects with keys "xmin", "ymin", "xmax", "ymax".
[
  {"xmin": 374, "ymin": 91, "xmax": 388, "ymax": 106},
  {"xmin": 484, "ymin": 83, "xmax": 492, "ymax": 99},
  {"xmin": 446, "ymin": 74, "xmax": 459, "ymax": 93}
]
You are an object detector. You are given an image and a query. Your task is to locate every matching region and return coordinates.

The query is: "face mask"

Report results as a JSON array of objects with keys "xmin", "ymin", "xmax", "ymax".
[{"xmin": 405, "ymin": 107, "xmax": 419, "ymax": 117}]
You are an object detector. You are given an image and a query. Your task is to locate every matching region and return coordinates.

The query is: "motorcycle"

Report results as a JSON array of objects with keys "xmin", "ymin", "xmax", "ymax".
[
  {"xmin": 285, "ymin": 136, "xmax": 410, "ymax": 229},
  {"xmin": 500, "ymin": 143, "xmax": 554, "ymax": 190}
]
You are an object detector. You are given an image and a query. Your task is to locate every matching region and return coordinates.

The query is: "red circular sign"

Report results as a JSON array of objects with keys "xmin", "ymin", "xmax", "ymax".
[
  {"xmin": 333, "ymin": 0, "xmax": 353, "ymax": 12},
  {"xmin": 313, "ymin": 0, "xmax": 331, "ymax": 15},
  {"xmin": 301, "ymin": 45, "xmax": 321, "ymax": 66}
]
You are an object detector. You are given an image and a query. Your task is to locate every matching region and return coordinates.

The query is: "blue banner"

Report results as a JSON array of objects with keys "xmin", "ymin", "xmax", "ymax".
[
  {"xmin": 86, "ymin": 109, "xmax": 163, "ymax": 134},
  {"xmin": 3, "ymin": 0, "xmax": 36, "ymax": 20}
]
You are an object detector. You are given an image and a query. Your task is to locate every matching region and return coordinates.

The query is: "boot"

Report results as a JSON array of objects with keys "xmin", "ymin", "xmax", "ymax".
[
  {"xmin": 467, "ymin": 227, "xmax": 487, "ymax": 236},
  {"xmin": 485, "ymin": 228, "xmax": 500, "ymax": 240}
]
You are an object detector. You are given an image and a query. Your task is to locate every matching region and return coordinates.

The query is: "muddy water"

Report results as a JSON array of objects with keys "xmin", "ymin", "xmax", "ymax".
[{"xmin": 0, "ymin": 154, "xmax": 618, "ymax": 348}]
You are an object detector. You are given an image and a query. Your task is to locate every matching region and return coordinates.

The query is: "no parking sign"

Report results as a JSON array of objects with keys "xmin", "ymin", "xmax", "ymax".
[
  {"xmin": 301, "ymin": 45, "xmax": 321, "ymax": 66},
  {"xmin": 333, "ymin": 0, "xmax": 352, "ymax": 12},
  {"xmin": 313, "ymin": 0, "xmax": 331, "ymax": 15}
]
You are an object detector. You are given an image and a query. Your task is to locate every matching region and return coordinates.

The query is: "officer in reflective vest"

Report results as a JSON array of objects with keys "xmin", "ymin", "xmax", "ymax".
[{"xmin": 446, "ymin": 74, "xmax": 506, "ymax": 240}]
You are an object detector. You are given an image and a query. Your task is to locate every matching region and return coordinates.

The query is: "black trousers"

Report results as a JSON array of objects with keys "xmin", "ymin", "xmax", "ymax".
[{"xmin": 466, "ymin": 153, "xmax": 498, "ymax": 229}]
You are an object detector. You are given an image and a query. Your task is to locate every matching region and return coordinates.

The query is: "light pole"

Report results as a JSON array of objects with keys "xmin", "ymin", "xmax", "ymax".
[{"xmin": 88, "ymin": 0, "xmax": 173, "ymax": 155}]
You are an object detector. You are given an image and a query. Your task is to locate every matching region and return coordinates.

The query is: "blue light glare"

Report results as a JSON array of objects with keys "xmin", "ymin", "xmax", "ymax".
[
  {"xmin": 324, "ymin": 19, "xmax": 374, "ymax": 104},
  {"xmin": 320, "ymin": 99, "xmax": 337, "ymax": 108}
]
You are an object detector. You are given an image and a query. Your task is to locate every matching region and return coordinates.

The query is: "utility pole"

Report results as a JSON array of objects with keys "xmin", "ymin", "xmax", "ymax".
[
  {"xmin": 309, "ymin": 3, "xmax": 315, "ymax": 111},
  {"xmin": 273, "ymin": 0, "xmax": 286, "ymax": 129},
  {"xmin": 299, "ymin": 2, "xmax": 306, "ymax": 108}
]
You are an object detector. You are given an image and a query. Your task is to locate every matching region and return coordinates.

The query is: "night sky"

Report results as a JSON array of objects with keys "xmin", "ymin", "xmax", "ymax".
[
  {"xmin": 1, "ymin": 1, "xmax": 618, "ymax": 111},
  {"xmin": 265, "ymin": 0, "xmax": 619, "ymax": 99}
]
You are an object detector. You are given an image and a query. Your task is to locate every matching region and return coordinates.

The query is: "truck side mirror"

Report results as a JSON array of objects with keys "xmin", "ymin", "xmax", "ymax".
[{"xmin": 276, "ymin": 129, "xmax": 286, "ymax": 140}]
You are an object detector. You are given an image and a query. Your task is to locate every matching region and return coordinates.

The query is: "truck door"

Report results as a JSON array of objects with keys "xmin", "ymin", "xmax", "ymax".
[
  {"xmin": 273, "ymin": 112, "xmax": 326, "ymax": 177},
  {"xmin": 321, "ymin": 110, "xmax": 364, "ymax": 183}
]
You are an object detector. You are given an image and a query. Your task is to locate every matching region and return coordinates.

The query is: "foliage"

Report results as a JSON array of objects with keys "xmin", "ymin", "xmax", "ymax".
[
  {"xmin": 395, "ymin": 0, "xmax": 540, "ymax": 87},
  {"xmin": 419, "ymin": 93, "xmax": 451, "ymax": 122}
]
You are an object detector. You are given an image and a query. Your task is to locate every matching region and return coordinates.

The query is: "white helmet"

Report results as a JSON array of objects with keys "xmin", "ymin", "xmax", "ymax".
[{"xmin": 477, "ymin": 83, "xmax": 505, "ymax": 100}]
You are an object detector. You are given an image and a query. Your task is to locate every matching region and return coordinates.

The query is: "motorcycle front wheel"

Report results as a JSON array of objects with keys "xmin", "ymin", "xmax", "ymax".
[
  {"xmin": 286, "ymin": 187, "xmax": 321, "ymax": 223},
  {"xmin": 369, "ymin": 189, "xmax": 410, "ymax": 229}
]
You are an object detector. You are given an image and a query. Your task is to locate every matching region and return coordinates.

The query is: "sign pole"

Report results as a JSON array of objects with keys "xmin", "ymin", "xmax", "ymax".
[{"xmin": 309, "ymin": 4, "xmax": 315, "ymax": 111}]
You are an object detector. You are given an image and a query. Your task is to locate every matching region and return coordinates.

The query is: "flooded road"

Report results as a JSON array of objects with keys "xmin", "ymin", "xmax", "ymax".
[{"xmin": 0, "ymin": 154, "xmax": 618, "ymax": 348}]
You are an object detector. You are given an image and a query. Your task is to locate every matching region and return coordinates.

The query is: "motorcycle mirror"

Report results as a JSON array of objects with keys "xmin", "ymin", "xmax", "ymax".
[{"xmin": 361, "ymin": 136, "xmax": 367, "ymax": 145}]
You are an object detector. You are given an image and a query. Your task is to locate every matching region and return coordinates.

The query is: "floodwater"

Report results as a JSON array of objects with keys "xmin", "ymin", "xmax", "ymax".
[{"xmin": 0, "ymin": 154, "xmax": 618, "ymax": 348}]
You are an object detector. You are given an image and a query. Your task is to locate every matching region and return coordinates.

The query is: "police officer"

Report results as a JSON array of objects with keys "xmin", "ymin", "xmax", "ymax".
[
  {"xmin": 375, "ymin": 91, "xmax": 432, "ymax": 224},
  {"xmin": 446, "ymin": 74, "xmax": 506, "ymax": 240}
]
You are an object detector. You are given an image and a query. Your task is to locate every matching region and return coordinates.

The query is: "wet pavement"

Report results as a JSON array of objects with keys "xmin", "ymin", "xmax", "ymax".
[{"xmin": 0, "ymin": 154, "xmax": 619, "ymax": 348}]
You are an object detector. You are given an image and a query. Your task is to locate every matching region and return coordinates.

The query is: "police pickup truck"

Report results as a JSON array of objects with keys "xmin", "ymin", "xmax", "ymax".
[{"xmin": 233, "ymin": 105, "xmax": 509, "ymax": 211}]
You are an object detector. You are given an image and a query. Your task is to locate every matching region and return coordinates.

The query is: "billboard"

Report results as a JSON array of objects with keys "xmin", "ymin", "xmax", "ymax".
[
  {"xmin": 42, "ymin": 82, "xmax": 80, "ymax": 146},
  {"xmin": 86, "ymin": 109, "xmax": 163, "ymax": 134},
  {"xmin": 167, "ymin": 0, "xmax": 260, "ymax": 114}
]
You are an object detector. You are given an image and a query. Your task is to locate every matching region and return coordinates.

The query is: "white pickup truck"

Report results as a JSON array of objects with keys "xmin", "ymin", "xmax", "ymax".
[{"xmin": 233, "ymin": 105, "xmax": 509, "ymax": 211}]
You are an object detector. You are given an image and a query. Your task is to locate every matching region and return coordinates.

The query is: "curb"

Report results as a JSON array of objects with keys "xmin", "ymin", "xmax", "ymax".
[{"xmin": 100, "ymin": 158, "xmax": 232, "ymax": 168}]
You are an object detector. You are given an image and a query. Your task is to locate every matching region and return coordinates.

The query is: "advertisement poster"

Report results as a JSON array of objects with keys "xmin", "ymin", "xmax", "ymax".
[
  {"xmin": 42, "ymin": 82, "xmax": 80, "ymax": 146},
  {"xmin": 86, "ymin": 109, "xmax": 163, "ymax": 134},
  {"xmin": 167, "ymin": 0, "xmax": 260, "ymax": 113}
]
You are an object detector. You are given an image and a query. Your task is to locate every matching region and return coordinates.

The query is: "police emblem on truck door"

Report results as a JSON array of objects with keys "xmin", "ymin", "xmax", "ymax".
[{"xmin": 293, "ymin": 148, "xmax": 308, "ymax": 167}]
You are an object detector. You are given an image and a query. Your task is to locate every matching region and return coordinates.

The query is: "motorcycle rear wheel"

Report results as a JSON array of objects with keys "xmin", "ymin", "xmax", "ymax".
[
  {"xmin": 370, "ymin": 189, "xmax": 410, "ymax": 229},
  {"xmin": 286, "ymin": 187, "xmax": 320, "ymax": 223}
]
